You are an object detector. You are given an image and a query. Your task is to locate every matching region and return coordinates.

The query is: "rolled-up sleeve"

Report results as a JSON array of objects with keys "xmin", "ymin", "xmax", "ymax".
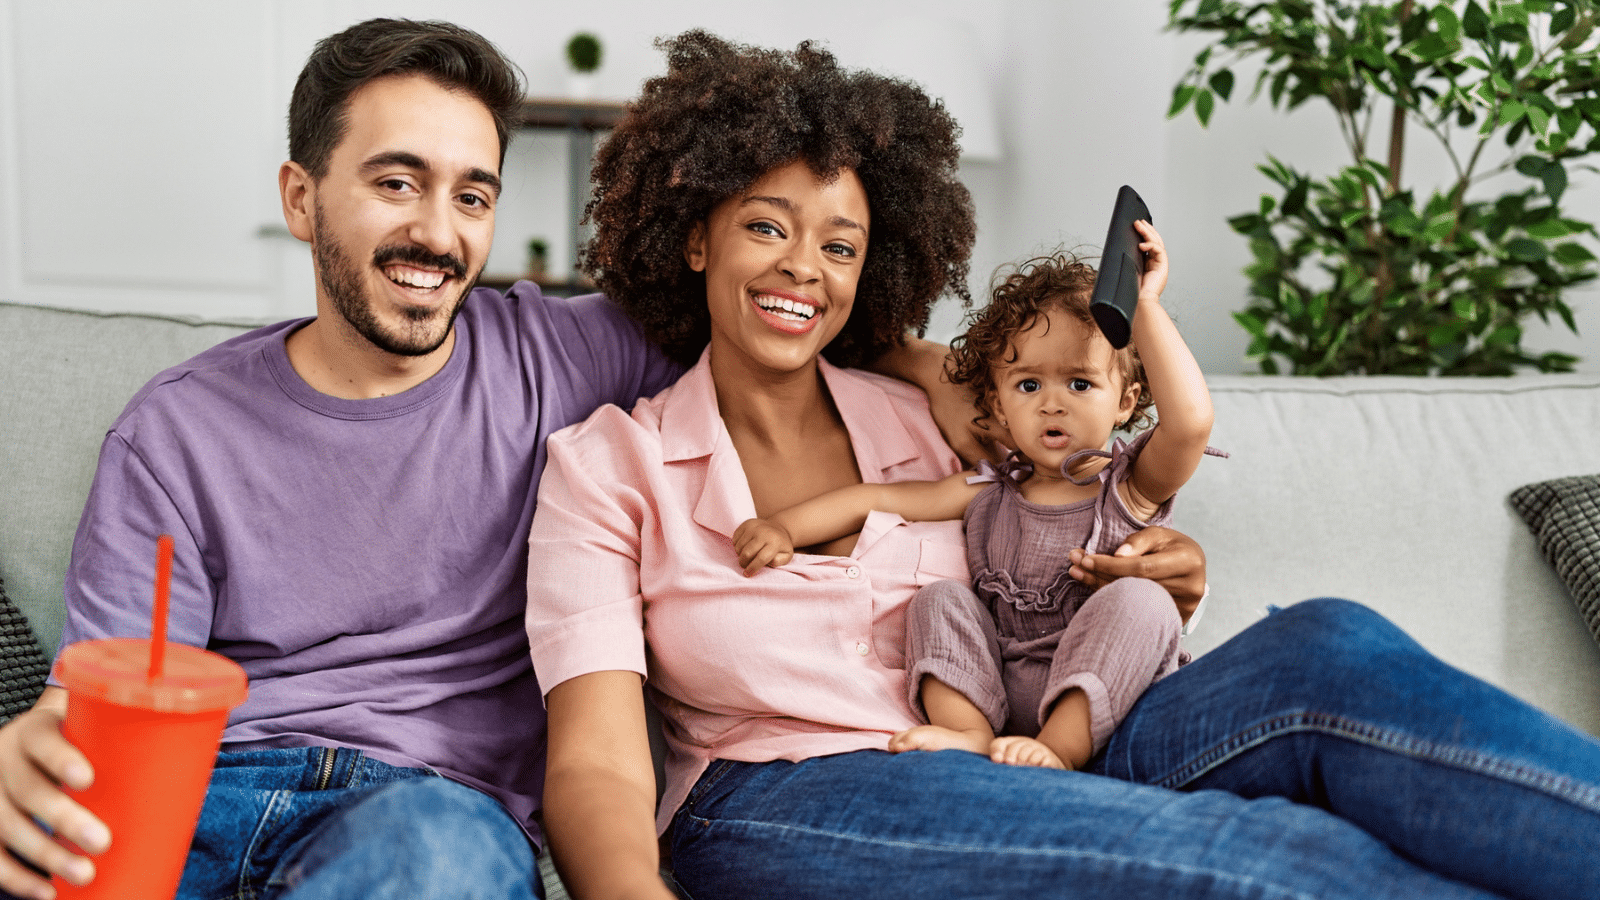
[{"xmin": 526, "ymin": 405, "xmax": 652, "ymax": 694}]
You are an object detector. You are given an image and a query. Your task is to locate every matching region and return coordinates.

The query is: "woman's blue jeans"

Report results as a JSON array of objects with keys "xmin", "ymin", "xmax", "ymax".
[
  {"xmin": 667, "ymin": 600, "xmax": 1600, "ymax": 900},
  {"xmin": 177, "ymin": 747, "xmax": 542, "ymax": 900}
]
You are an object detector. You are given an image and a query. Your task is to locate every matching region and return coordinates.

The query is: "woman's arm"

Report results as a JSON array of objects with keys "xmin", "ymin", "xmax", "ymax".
[
  {"xmin": 543, "ymin": 671, "xmax": 676, "ymax": 900},
  {"xmin": 733, "ymin": 473, "xmax": 983, "ymax": 575},
  {"xmin": 1123, "ymin": 221, "xmax": 1213, "ymax": 518}
]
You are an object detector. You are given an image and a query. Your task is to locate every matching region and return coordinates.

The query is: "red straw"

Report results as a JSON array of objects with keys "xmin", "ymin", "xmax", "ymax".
[{"xmin": 149, "ymin": 534, "xmax": 173, "ymax": 681}]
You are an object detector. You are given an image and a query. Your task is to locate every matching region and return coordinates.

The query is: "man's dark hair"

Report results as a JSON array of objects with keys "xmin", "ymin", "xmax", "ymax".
[
  {"xmin": 288, "ymin": 18, "xmax": 525, "ymax": 179},
  {"xmin": 585, "ymin": 30, "xmax": 976, "ymax": 368}
]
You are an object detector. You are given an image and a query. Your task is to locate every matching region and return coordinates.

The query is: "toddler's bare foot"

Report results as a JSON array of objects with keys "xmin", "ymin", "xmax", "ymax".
[
  {"xmin": 888, "ymin": 725, "xmax": 992, "ymax": 756},
  {"xmin": 989, "ymin": 735, "xmax": 1068, "ymax": 769}
]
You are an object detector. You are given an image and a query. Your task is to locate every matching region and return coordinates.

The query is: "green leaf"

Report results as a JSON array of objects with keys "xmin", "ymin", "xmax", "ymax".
[
  {"xmin": 1196, "ymin": 88, "xmax": 1216, "ymax": 126},
  {"xmin": 1552, "ymin": 4, "xmax": 1576, "ymax": 34},
  {"xmin": 1341, "ymin": 208, "xmax": 1369, "ymax": 229},
  {"xmin": 1463, "ymin": 1, "xmax": 1490, "ymax": 40},
  {"xmin": 1541, "ymin": 160, "xmax": 1568, "ymax": 201},
  {"xmin": 1409, "ymin": 34, "xmax": 1455, "ymax": 62},
  {"xmin": 1485, "ymin": 324, "xmax": 1520, "ymax": 346},
  {"xmin": 1501, "ymin": 100, "xmax": 1527, "ymax": 128},
  {"xmin": 1433, "ymin": 5, "xmax": 1463, "ymax": 43},
  {"xmin": 1424, "ymin": 215, "xmax": 1458, "ymax": 242},
  {"xmin": 1554, "ymin": 242, "xmax": 1598, "ymax": 264},
  {"xmin": 1526, "ymin": 219, "xmax": 1572, "ymax": 239},
  {"xmin": 1506, "ymin": 238, "xmax": 1548, "ymax": 261},
  {"xmin": 1526, "ymin": 105, "xmax": 1550, "ymax": 134},
  {"xmin": 1283, "ymin": 177, "xmax": 1310, "ymax": 216},
  {"xmin": 1168, "ymin": 84, "xmax": 1197, "ymax": 119},
  {"xmin": 1209, "ymin": 68, "xmax": 1236, "ymax": 102}
]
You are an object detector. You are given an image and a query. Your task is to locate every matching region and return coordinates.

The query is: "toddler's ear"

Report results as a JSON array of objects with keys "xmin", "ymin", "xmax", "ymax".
[{"xmin": 1119, "ymin": 382, "xmax": 1142, "ymax": 424}]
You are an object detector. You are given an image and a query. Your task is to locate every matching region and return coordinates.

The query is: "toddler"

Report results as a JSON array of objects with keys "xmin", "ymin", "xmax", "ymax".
[{"xmin": 735, "ymin": 222, "xmax": 1219, "ymax": 769}]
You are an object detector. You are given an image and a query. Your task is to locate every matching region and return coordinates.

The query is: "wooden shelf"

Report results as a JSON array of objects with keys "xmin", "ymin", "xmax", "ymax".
[
  {"xmin": 516, "ymin": 97, "xmax": 627, "ymax": 131},
  {"xmin": 511, "ymin": 98, "xmax": 627, "ymax": 290}
]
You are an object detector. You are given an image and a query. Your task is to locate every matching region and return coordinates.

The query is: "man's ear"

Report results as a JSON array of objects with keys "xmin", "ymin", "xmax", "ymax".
[
  {"xmin": 279, "ymin": 161, "xmax": 315, "ymax": 243},
  {"xmin": 684, "ymin": 221, "xmax": 708, "ymax": 272}
]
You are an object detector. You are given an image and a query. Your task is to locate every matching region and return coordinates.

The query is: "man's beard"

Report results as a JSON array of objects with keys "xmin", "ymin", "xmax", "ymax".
[{"xmin": 311, "ymin": 203, "xmax": 476, "ymax": 357}]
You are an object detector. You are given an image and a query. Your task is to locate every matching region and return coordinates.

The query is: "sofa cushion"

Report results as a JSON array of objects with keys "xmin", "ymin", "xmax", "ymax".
[
  {"xmin": 0, "ymin": 576, "xmax": 49, "ymax": 722},
  {"xmin": 1184, "ymin": 374, "xmax": 1600, "ymax": 736},
  {"xmin": 0, "ymin": 302, "xmax": 257, "ymax": 656},
  {"xmin": 1510, "ymin": 475, "xmax": 1600, "ymax": 649}
]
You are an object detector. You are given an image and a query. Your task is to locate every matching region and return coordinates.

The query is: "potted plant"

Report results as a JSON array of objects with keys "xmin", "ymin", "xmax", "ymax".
[
  {"xmin": 526, "ymin": 237, "xmax": 549, "ymax": 280},
  {"xmin": 566, "ymin": 32, "xmax": 603, "ymax": 98},
  {"xmin": 1169, "ymin": 0, "xmax": 1599, "ymax": 375}
]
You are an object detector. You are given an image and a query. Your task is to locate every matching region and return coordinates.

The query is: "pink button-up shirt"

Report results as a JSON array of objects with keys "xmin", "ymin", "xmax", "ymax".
[{"xmin": 527, "ymin": 350, "xmax": 968, "ymax": 831}]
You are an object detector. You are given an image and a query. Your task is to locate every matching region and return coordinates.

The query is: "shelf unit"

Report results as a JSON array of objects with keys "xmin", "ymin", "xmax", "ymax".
[{"xmin": 478, "ymin": 97, "xmax": 627, "ymax": 296}]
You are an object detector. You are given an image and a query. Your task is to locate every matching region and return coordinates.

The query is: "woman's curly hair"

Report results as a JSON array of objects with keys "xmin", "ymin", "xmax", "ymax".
[
  {"xmin": 583, "ymin": 30, "xmax": 976, "ymax": 368},
  {"xmin": 949, "ymin": 252, "xmax": 1154, "ymax": 433}
]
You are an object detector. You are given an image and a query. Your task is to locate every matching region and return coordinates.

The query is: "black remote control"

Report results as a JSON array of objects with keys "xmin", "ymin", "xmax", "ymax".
[{"xmin": 1090, "ymin": 185, "xmax": 1152, "ymax": 349}]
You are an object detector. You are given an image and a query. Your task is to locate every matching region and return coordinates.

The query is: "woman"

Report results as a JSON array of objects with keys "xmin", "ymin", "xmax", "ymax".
[{"xmin": 526, "ymin": 30, "xmax": 1600, "ymax": 900}]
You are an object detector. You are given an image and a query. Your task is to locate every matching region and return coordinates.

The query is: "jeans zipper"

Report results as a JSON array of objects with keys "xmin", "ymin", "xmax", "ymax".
[{"xmin": 313, "ymin": 747, "xmax": 337, "ymax": 790}]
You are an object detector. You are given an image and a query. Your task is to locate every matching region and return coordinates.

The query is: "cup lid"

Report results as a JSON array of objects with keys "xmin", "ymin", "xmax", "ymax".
[{"xmin": 53, "ymin": 639, "xmax": 248, "ymax": 713}]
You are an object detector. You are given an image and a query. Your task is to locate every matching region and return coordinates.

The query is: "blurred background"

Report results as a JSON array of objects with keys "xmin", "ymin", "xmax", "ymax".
[{"xmin": 0, "ymin": 0, "xmax": 1593, "ymax": 373}]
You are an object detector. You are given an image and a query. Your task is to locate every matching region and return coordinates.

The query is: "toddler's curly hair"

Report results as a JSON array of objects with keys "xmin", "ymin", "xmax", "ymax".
[
  {"xmin": 949, "ymin": 252, "xmax": 1153, "ymax": 432},
  {"xmin": 583, "ymin": 30, "xmax": 976, "ymax": 368}
]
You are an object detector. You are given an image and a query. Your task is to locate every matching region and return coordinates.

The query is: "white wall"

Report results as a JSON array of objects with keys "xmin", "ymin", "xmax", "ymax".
[{"xmin": 1, "ymin": 0, "xmax": 1594, "ymax": 372}]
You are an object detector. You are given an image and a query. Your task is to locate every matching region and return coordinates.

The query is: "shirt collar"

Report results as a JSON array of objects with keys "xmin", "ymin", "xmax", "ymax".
[{"xmin": 658, "ymin": 347, "xmax": 925, "ymax": 537}]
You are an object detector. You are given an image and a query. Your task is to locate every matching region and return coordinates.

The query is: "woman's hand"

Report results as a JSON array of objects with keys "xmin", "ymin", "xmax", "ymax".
[{"xmin": 1068, "ymin": 526, "xmax": 1206, "ymax": 622}]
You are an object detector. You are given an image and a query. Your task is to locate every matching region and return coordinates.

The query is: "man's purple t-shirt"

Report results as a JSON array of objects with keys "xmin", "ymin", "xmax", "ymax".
[{"xmin": 57, "ymin": 283, "xmax": 682, "ymax": 842}]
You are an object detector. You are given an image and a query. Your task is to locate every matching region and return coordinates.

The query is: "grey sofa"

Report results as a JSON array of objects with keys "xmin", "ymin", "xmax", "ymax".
[{"xmin": 3, "ymin": 296, "xmax": 1598, "ymax": 743}]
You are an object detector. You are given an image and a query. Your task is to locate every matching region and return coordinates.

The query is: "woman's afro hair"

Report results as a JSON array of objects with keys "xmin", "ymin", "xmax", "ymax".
[{"xmin": 583, "ymin": 29, "xmax": 976, "ymax": 368}]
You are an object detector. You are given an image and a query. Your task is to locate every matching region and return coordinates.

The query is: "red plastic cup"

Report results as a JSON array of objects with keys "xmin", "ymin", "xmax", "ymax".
[{"xmin": 51, "ymin": 638, "xmax": 247, "ymax": 900}]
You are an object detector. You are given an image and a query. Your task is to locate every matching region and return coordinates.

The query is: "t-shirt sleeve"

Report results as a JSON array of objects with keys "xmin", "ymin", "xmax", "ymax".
[
  {"xmin": 519, "ymin": 286, "xmax": 685, "ymax": 411},
  {"xmin": 57, "ymin": 432, "xmax": 216, "ymax": 661},
  {"xmin": 525, "ymin": 410, "xmax": 651, "ymax": 695}
]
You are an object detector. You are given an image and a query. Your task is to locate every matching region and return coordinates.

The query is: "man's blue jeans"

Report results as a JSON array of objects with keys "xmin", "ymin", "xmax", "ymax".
[
  {"xmin": 668, "ymin": 600, "xmax": 1600, "ymax": 899},
  {"xmin": 178, "ymin": 747, "xmax": 542, "ymax": 900}
]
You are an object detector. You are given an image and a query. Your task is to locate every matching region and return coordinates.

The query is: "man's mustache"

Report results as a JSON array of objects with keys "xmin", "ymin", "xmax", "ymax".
[{"xmin": 373, "ymin": 244, "xmax": 468, "ymax": 280}]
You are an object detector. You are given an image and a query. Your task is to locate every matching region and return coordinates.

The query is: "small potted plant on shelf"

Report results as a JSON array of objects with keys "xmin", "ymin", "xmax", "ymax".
[
  {"xmin": 566, "ymin": 32, "xmax": 603, "ymax": 99},
  {"xmin": 526, "ymin": 237, "xmax": 549, "ymax": 280},
  {"xmin": 1169, "ymin": 0, "xmax": 1599, "ymax": 375}
]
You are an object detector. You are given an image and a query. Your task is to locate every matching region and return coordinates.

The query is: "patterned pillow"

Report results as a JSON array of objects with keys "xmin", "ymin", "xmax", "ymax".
[
  {"xmin": 0, "ymin": 576, "xmax": 50, "ymax": 721},
  {"xmin": 1509, "ymin": 475, "xmax": 1600, "ymax": 648}
]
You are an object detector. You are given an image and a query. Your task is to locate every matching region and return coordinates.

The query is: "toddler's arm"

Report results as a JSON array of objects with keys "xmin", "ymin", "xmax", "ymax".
[
  {"xmin": 1123, "ymin": 220, "xmax": 1213, "ymax": 519},
  {"xmin": 733, "ymin": 472, "xmax": 982, "ymax": 576}
]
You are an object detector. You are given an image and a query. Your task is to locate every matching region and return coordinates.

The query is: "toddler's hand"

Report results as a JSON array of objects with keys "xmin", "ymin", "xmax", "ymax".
[
  {"xmin": 1134, "ymin": 219, "xmax": 1169, "ymax": 304},
  {"xmin": 733, "ymin": 518, "xmax": 795, "ymax": 576}
]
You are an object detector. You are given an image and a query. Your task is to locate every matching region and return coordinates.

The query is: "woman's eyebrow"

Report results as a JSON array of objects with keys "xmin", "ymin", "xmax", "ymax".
[{"xmin": 740, "ymin": 195, "xmax": 867, "ymax": 236}]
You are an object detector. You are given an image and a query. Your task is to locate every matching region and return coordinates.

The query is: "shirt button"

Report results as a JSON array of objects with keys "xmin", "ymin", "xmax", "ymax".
[
  {"xmin": 855, "ymin": 642, "xmax": 870, "ymax": 656},
  {"xmin": 845, "ymin": 565, "xmax": 862, "ymax": 579}
]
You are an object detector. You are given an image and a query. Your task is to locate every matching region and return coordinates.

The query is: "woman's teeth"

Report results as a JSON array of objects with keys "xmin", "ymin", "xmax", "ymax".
[{"xmin": 757, "ymin": 295, "xmax": 816, "ymax": 321}]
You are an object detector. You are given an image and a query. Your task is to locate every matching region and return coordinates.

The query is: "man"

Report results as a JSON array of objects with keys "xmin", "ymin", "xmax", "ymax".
[
  {"xmin": 0, "ymin": 17, "xmax": 1198, "ymax": 900},
  {"xmin": 0, "ymin": 19, "xmax": 682, "ymax": 899}
]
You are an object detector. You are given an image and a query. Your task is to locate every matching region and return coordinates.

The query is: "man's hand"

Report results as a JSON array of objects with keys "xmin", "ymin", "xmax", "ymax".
[
  {"xmin": 733, "ymin": 518, "xmax": 796, "ymax": 577},
  {"xmin": 1068, "ymin": 526, "xmax": 1206, "ymax": 622},
  {"xmin": 0, "ymin": 689, "xmax": 108, "ymax": 899}
]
